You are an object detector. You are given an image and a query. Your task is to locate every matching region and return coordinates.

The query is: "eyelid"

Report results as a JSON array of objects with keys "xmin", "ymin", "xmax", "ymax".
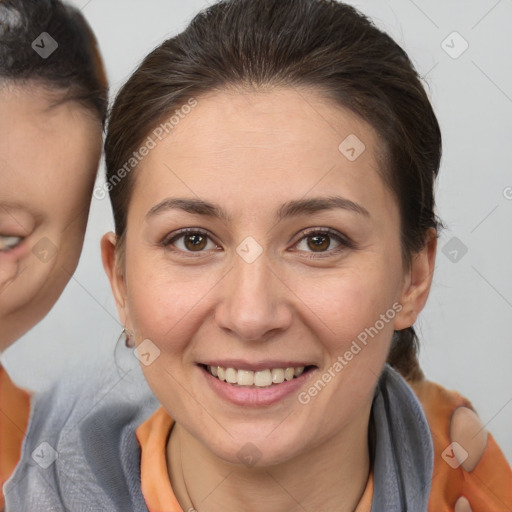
[
  {"xmin": 293, "ymin": 227, "xmax": 353, "ymax": 251},
  {"xmin": 161, "ymin": 226, "xmax": 353, "ymax": 257},
  {"xmin": 294, "ymin": 227, "xmax": 355, "ymax": 259},
  {"xmin": 162, "ymin": 227, "xmax": 209, "ymax": 243},
  {"xmin": 161, "ymin": 228, "xmax": 221, "ymax": 254}
]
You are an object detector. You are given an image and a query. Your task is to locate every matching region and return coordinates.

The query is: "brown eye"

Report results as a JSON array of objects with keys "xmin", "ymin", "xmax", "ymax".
[
  {"xmin": 294, "ymin": 228, "xmax": 351, "ymax": 257},
  {"xmin": 184, "ymin": 233, "xmax": 207, "ymax": 251},
  {"xmin": 163, "ymin": 229, "xmax": 219, "ymax": 254},
  {"xmin": 307, "ymin": 234, "xmax": 330, "ymax": 252}
]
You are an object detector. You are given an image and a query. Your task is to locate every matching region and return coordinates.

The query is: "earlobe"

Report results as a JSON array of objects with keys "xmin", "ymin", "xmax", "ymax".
[
  {"xmin": 393, "ymin": 228, "xmax": 438, "ymax": 331},
  {"xmin": 100, "ymin": 232, "xmax": 129, "ymax": 324},
  {"xmin": 101, "ymin": 232, "xmax": 117, "ymax": 283},
  {"xmin": 393, "ymin": 303, "xmax": 417, "ymax": 331}
]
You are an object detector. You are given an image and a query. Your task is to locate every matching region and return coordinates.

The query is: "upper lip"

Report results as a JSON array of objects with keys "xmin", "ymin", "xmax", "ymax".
[{"xmin": 201, "ymin": 360, "xmax": 315, "ymax": 371}]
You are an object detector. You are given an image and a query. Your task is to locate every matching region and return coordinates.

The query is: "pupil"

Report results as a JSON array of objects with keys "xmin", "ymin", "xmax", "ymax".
[
  {"xmin": 186, "ymin": 234, "xmax": 206, "ymax": 251},
  {"xmin": 308, "ymin": 235, "xmax": 329, "ymax": 251}
]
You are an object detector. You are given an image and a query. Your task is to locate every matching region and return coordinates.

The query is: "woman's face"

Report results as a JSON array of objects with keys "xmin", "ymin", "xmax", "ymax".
[
  {"xmin": 104, "ymin": 87, "xmax": 435, "ymax": 466},
  {"xmin": 0, "ymin": 84, "xmax": 102, "ymax": 350}
]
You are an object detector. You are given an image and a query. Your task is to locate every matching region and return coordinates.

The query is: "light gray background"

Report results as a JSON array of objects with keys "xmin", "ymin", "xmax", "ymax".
[{"xmin": 2, "ymin": 0, "xmax": 511, "ymax": 463}]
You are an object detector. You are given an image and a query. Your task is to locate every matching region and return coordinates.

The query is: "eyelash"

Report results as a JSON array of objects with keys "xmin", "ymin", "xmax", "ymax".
[
  {"xmin": 161, "ymin": 227, "xmax": 354, "ymax": 259},
  {"xmin": 294, "ymin": 228, "xmax": 354, "ymax": 259}
]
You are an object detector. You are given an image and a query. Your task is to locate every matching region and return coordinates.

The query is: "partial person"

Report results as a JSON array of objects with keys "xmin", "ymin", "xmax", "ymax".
[{"xmin": 0, "ymin": 0, "xmax": 107, "ymax": 507}]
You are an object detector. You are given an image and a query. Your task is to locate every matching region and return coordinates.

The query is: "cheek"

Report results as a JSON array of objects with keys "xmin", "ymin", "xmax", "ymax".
[
  {"xmin": 0, "ymin": 254, "xmax": 71, "ymax": 340},
  {"xmin": 292, "ymin": 268, "xmax": 397, "ymax": 421},
  {"xmin": 292, "ymin": 262, "xmax": 399, "ymax": 344},
  {"xmin": 124, "ymin": 252, "xmax": 212, "ymax": 349}
]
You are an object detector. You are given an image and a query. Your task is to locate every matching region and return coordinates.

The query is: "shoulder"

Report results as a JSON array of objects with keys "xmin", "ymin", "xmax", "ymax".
[
  {"xmin": 408, "ymin": 376, "xmax": 512, "ymax": 512},
  {"xmin": 4, "ymin": 360, "xmax": 159, "ymax": 512}
]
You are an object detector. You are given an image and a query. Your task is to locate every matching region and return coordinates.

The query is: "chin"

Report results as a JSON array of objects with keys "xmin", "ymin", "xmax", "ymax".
[{"xmin": 201, "ymin": 427, "xmax": 307, "ymax": 468}]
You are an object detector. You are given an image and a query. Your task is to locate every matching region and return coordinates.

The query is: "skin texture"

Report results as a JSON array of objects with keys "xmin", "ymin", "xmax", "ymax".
[
  {"xmin": 102, "ymin": 87, "xmax": 437, "ymax": 511},
  {"xmin": 0, "ymin": 83, "xmax": 102, "ymax": 351}
]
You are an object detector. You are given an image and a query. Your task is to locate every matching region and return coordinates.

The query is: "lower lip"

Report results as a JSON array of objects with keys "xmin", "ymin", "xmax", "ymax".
[{"xmin": 200, "ymin": 365, "xmax": 315, "ymax": 407}]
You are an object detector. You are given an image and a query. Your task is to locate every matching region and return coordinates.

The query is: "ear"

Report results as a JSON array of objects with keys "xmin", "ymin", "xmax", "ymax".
[
  {"xmin": 393, "ymin": 228, "xmax": 437, "ymax": 330},
  {"xmin": 101, "ymin": 232, "xmax": 130, "ymax": 328}
]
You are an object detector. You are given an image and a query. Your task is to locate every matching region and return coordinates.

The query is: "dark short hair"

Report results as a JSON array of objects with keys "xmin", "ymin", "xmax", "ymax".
[
  {"xmin": 105, "ymin": 0, "xmax": 445, "ymax": 380},
  {"xmin": 0, "ymin": 0, "xmax": 108, "ymax": 123}
]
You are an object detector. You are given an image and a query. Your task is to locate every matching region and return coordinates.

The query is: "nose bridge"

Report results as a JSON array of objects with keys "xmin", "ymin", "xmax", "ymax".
[
  {"xmin": 216, "ymin": 244, "xmax": 290, "ymax": 340},
  {"xmin": 234, "ymin": 249, "xmax": 272, "ymax": 301}
]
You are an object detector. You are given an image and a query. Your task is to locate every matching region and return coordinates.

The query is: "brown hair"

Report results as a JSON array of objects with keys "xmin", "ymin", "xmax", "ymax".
[
  {"xmin": 105, "ymin": 0, "xmax": 444, "ymax": 381},
  {"xmin": 0, "ymin": 0, "xmax": 108, "ymax": 123}
]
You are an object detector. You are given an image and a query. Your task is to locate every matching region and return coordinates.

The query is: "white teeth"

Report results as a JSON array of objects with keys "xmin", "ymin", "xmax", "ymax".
[
  {"xmin": 271, "ymin": 368, "xmax": 285, "ymax": 384},
  {"xmin": 237, "ymin": 370, "xmax": 254, "ymax": 386},
  {"xmin": 0, "ymin": 236, "xmax": 22, "ymax": 252},
  {"xmin": 225, "ymin": 367, "xmax": 237, "ymax": 384},
  {"xmin": 207, "ymin": 365, "xmax": 307, "ymax": 387},
  {"xmin": 254, "ymin": 369, "xmax": 272, "ymax": 387}
]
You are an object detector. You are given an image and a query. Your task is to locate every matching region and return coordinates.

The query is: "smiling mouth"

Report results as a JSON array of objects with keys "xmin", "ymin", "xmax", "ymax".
[
  {"xmin": 0, "ymin": 236, "xmax": 23, "ymax": 252},
  {"xmin": 203, "ymin": 364, "xmax": 315, "ymax": 388}
]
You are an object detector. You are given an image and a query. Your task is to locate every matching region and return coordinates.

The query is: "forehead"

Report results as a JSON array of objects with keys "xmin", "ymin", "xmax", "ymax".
[
  {"xmin": 0, "ymin": 83, "xmax": 101, "ymax": 163},
  {"xmin": 0, "ymin": 82, "xmax": 91, "ymax": 131},
  {"xmin": 0, "ymin": 83, "xmax": 102, "ymax": 208},
  {"xmin": 131, "ymin": 87, "xmax": 395, "ymax": 223},
  {"xmin": 159, "ymin": 87, "xmax": 380, "ymax": 158}
]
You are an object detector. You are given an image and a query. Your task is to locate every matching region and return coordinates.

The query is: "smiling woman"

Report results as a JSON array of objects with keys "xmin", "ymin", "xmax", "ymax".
[
  {"xmin": 5, "ymin": 0, "xmax": 512, "ymax": 511},
  {"xmin": 0, "ymin": 0, "xmax": 107, "ymax": 348},
  {"xmin": 0, "ymin": 0, "xmax": 107, "ymax": 506}
]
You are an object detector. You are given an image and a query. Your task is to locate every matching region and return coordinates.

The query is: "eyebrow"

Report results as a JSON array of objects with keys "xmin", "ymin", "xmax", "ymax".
[{"xmin": 146, "ymin": 196, "xmax": 370, "ymax": 222}]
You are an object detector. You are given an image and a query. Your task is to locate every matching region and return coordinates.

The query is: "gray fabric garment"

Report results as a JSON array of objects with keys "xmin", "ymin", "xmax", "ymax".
[{"xmin": 4, "ymin": 362, "xmax": 433, "ymax": 511}]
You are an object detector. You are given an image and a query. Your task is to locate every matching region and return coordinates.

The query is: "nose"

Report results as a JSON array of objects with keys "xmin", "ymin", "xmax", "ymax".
[{"xmin": 215, "ymin": 249, "xmax": 292, "ymax": 342}]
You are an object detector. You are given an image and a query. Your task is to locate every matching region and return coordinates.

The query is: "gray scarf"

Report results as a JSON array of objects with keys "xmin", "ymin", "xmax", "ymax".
[{"xmin": 4, "ymin": 362, "xmax": 432, "ymax": 511}]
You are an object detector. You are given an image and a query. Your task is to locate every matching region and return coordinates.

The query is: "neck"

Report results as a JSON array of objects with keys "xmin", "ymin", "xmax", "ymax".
[{"xmin": 167, "ymin": 406, "xmax": 372, "ymax": 512}]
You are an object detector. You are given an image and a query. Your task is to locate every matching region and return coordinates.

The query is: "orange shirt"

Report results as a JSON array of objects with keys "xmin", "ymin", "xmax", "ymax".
[
  {"xmin": 137, "ymin": 378, "xmax": 512, "ymax": 512},
  {"xmin": 136, "ymin": 407, "xmax": 373, "ymax": 512},
  {"xmin": 0, "ymin": 365, "xmax": 31, "ymax": 511},
  {"xmin": 409, "ymin": 377, "xmax": 512, "ymax": 512}
]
